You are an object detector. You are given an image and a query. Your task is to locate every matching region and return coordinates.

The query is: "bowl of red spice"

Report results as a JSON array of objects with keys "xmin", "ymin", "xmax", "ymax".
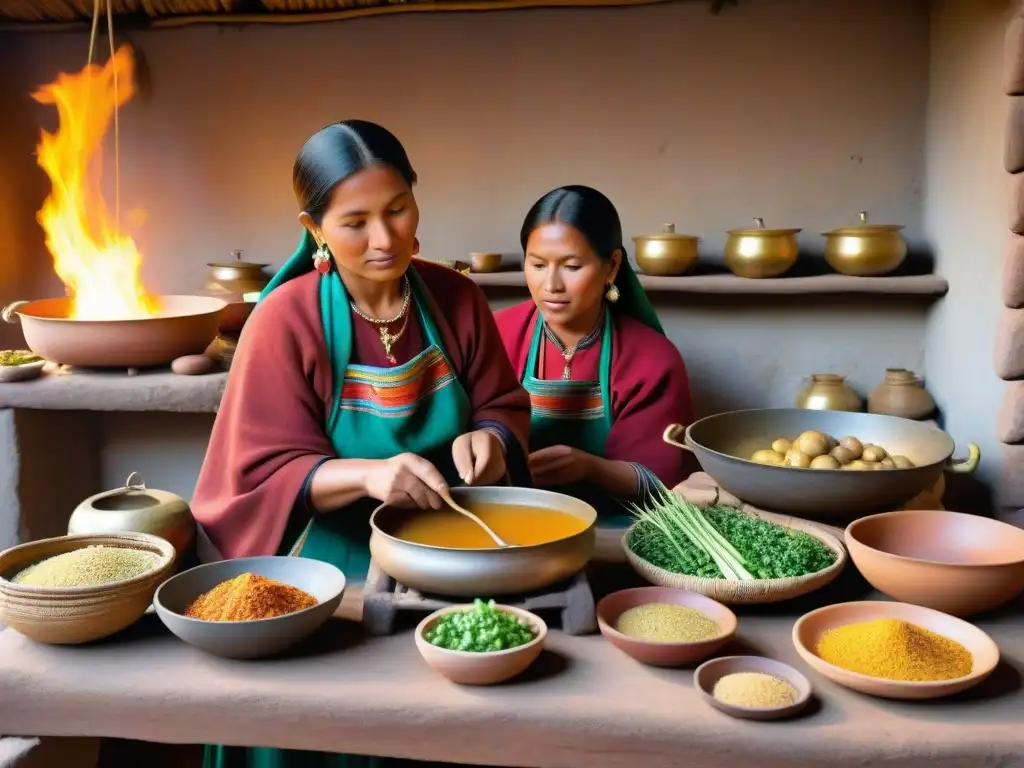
[{"xmin": 154, "ymin": 555, "xmax": 346, "ymax": 659}]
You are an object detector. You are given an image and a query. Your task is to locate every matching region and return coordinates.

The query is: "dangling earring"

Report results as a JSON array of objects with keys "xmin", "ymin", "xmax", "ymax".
[
  {"xmin": 412, "ymin": 237, "xmax": 421, "ymax": 256},
  {"xmin": 313, "ymin": 240, "xmax": 332, "ymax": 275},
  {"xmin": 606, "ymin": 283, "xmax": 620, "ymax": 303}
]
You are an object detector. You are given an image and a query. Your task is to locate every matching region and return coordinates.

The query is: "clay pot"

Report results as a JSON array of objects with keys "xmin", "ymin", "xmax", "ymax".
[
  {"xmin": 868, "ymin": 368, "xmax": 936, "ymax": 420},
  {"xmin": 794, "ymin": 374, "xmax": 864, "ymax": 412},
  {"xmin": 68, "ymin": 473, "xmax": 196, "ymax": 558}
]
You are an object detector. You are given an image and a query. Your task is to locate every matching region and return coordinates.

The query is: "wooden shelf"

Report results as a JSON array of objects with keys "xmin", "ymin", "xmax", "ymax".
[{"xmin": 470, "ymin": 271, "xmax": 949, "ymax": 297}]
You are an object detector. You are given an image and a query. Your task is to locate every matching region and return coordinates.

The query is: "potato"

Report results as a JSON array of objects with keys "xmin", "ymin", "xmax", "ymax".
[
  {"xmin": 880, "ymin": 456, "xmax": 896, "ymax": 469},
  {"xmin": 838, "ymin": 436, "xmax": 863, "ymax": 459},
  {"xmin": 810, "ymin": 455, "xmax": 840, "ymax": 470},
  {"xmin": 861, "ymin": 444, "xmax": 888, "ymax": 463},
  {"xmin": 842, "ymin": 460, "xmax": 872, "ymax": 471},
  {"xmin": 784, "ymin": 449, "xmax": 812, "ymax": 468},
  {"xmin": 830, "ymin": 446, "xmax": 856, "ymax": 465},
  {"xmin": 751, "ymin": 449, "xmax": 785, "ymax": 465},
  {"xmin": 891, "ymin": 454, "xmax": 915, "ymax": 469},
  {"xmin": 795, "ymin": 432, "xmax": 830, "ymax": 459},
  {"xmin": 771, "ymin": 438, "xmax": 792, "ymax": 455}
]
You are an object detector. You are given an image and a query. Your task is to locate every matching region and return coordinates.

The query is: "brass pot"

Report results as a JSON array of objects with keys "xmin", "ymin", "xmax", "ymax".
[
  {"xmin": 868, "ymin": 368, "xmax": 936, "ymax": 420},
  {"xmin": 206, "ymin": 250, "xmax": 271, "ymax": 299},
  {"xmin": 795, "ymin": 373, "xmax": 864, "ymax": 412},
  {"xmin": 469, "ymin": 252, "xmax": 503, "ymax": 273},
  {"xmin": 822, "ymin": 212, "xmax": 907, "ymax": 276},
  {"xmin": 68, "ymin": 472, "xmax": 196, "ymax": 558},
  {"xmin": 632, "ymin": 223, "xmax": 699, "ymax": 276},
  {"xmin": 724, "ymin": 217, "xmax": 801, "ymax": 278}
]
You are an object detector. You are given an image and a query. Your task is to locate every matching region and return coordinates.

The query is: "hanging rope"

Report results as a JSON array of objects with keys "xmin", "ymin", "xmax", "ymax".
[{"xmin": 85, "ymin": 0, "xmax": 121, "ymax": 231}]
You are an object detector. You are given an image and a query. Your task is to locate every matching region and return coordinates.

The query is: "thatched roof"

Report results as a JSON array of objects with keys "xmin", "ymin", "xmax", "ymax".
[{"xmin": 0, "ymin": 0, "xmax": 728, "ymax": 30}]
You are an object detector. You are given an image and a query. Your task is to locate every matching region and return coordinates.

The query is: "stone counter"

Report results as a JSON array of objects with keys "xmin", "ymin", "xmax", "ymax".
[{"xmin": 0, "ymin": 589, "xmax": 1021, "ymax": 768}]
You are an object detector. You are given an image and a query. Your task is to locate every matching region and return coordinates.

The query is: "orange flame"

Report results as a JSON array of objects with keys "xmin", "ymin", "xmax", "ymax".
[{"xmin": 32, "ymin": 45, "xmax": 156, "ymax": 320}]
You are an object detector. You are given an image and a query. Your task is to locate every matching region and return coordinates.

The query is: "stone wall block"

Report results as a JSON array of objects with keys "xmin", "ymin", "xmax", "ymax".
[
  {"xmin": 998, "ymin": 381, "xmax": 1024, "ymax": 443},
  {"xmin": 1006, "ymin": 96, "xmax": 1024, "ymax": 173},
  {"xmin": 1005, "ymin": 234, "xmax": 1024, "ymax": 308},
  {"xmin": 994, "ymin": 308, "xmax": 1024, "ymax": 380},
  {"xmin": 1007, "ymin": 8, "xmax": 1024, "ymax": 95},
  {"xmin": 1010, "ymin": 173, "xmax": 1024, "ymax": 234}
]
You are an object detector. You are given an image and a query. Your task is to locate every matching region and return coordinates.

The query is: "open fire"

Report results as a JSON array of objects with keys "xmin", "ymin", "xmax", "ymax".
[{"xmin": 32, "ymin": 45, "xmax": 156, "ymax": 321}]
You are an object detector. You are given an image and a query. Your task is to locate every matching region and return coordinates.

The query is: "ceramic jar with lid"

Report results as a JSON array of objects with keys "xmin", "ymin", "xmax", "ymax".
[
  {"xmin": 794, "ymin": 373, "xmax": 864, "ymax": 412},
  {"xmin": 68, "ymin": 473, "xmax": 196, "ymax": 559},
  {"xmin": 724, "ymin": 217, "xmax": 801, "ymax": 278},
  {"xmin": 632, "ymin": 223, "xmax": 700, "ymax": 276},
  {"xmin": 822, "ymin": 211, "xmax": 907, "ymax": 277},
  {"xmin": 867, "ymin": 368, "xmax": 936, "ymax": 420}
]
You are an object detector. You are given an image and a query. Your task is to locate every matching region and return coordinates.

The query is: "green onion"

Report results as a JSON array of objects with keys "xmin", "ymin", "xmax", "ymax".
[{"xmin": 627, "ymin": 486, "xmax": 755, "ymax": 581}]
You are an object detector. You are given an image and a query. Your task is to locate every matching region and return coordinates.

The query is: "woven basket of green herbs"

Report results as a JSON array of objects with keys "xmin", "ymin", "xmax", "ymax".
[{"xmin": 622, "ymin": 488, "xmax": 847, "ymax": 605}]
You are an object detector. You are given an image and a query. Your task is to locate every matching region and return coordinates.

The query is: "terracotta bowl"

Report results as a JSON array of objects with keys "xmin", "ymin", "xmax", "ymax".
[
  {"xmin": 154, "ymin": 556, "xmax": 346, "ymax": 660},
  {"xmin": 415, "ymin": 604, "xmax": 547, "ymax": 685},
  {"xmin": 792, "ymin": 600, "xmax": 1000, "ymax": 700},
  {"xmin": 694, "ymin": 655, "xmax": 812, "ymax": 721},
  {"xmin": 0, "ymin": 532, "xmax": 176, "ymax": 644},
  {"xmin": 845, "ymin": 510, "xmax": 1024, "ymax": 617},
  {"xmin": 596, "ymin": 586, "xmax": 737, "ymax": 667}
]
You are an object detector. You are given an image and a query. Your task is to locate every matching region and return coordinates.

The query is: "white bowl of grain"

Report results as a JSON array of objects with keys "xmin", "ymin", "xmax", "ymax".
[{"xmin": 0, "ymin": 532, "xmax": 175, "ymax": 644}]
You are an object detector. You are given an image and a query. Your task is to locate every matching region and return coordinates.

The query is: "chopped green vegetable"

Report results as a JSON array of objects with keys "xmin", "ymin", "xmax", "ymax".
[
  {"xmin": 0, "ymin": 350, "xmax": 41, "ymax": 367},
  {"xmin": 425, "ymin": 598, "xmax": 537, "ymax": 652},
  {"xmin": 627, "ymin": 489, "xmax": 837, "ymax": 580}
]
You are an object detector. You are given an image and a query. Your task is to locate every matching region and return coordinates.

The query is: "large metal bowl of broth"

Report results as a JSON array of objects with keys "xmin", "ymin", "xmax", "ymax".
[{"xmin": 368, "ymin": 486, "xmax": 597, "ymax": 597}]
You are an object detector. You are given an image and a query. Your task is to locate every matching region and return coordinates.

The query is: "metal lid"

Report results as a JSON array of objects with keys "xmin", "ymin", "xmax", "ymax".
[
  {"xmin": 726, "ymin": 217, "xmax": 802, "ymax": 237},
  {"xmin": 207, "ymin": 249, "xmax": 270, "ymax": 271},
  {"xmin": 822, "ymin": 211, "xmax": 904, "ymax": 236},
  {"xmin": 632, "ymin": 223, "xmax": 699, "ymax": 241}
]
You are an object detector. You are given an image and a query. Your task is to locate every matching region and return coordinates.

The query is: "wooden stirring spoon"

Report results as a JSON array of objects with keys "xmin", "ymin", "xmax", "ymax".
[{"xmin": 439, "ymin": 489, "xmax": 511, "ymax": 548}]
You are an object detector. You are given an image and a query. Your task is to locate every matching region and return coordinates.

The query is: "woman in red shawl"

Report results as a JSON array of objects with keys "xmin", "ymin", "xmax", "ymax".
[
  {"xmin": 191, "ymin": 120, "xmax": 529, "ymax": 768},
  {"xmin": 495, "ymin": 185, "xmax": 696, "ymax": 525}
]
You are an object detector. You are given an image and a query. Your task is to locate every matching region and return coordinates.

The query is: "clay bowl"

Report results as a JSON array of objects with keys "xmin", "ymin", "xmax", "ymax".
[
  {"xmin": 415, "ymin": 604, "xmax": 547, "ymax": 685},
  {"xmin": 845, "ymin": 510, "xmax": 1024, "ymax": 616},
  {"xmin": 0, "ymin": 359, "xmax": 45, "ymax": 383},
  {"xmin": 596, "ymin": 586, "xmax": 737, "ymax": 667},
  {"xmin": 154, "ymin": 556, "xmax": 346, "ymax": 660},
  {"xmin": 0, "ymin": 532, "xmax": 176, "ymax": 644},
  {"xmin": 694, "ymin": 655, "xmax": 812, "ymax": 721},
  {"xmin": 792, "ymin": 601, "xmax": 1000, "ymax": 700}
]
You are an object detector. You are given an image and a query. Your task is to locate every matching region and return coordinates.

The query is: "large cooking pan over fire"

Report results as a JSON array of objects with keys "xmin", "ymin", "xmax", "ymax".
[
  {"xmin": 2, "ymin": 296, "xmax": 225, "ymax": 369},
  {"xmin": 369, "ymin": 486, "xmax": 597, "ymax": 597},
  {"xmin": 665, "ymin": 409, "xmax": 979, "ymax": 520}
]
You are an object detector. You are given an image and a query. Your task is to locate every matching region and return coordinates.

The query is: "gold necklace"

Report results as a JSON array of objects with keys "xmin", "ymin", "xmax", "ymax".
[
  {"xmin": 350, "ymin": 278, "xmax": 412, "ymax": 364},
  {"xmin": 543, "ymin": 308, "xmax": 605, "ymax": 380}
]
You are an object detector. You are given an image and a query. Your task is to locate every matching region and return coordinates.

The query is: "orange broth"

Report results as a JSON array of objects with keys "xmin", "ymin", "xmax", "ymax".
[{"xmin": 394, "ymin": 502, "xmax": 589, "ymax": 549}]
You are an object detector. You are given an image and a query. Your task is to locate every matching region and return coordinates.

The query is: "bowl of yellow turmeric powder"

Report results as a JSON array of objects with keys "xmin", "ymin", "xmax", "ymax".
[
  {"xmin": 154, "ymin": 555, "xmax": 346, "ymax": 659},
  {"xmin": 792, "ymin": 600, "xmax": 1000, "ymax": 699}
]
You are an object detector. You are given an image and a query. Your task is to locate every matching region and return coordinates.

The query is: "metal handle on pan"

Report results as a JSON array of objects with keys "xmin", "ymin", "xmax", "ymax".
[
  {"xmin": 948, "ymin": 443, "xmax": 981, "ymax": 474},
  {"xmin": 662, "ymin": 424, "xmax": 695, "ymax": 452},
  {"xmin": 1, "ymin": 301, "xmax": 28, "ymax": 325}
]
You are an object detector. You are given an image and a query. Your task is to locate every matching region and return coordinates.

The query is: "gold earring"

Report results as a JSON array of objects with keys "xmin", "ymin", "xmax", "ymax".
[
  {"xmin": 606, "ymin": 283, "xmax": 620, "ymax": 303},
  {"xmin": 313, "ymin": 240, "xmax": 332, "ymax": 275}
]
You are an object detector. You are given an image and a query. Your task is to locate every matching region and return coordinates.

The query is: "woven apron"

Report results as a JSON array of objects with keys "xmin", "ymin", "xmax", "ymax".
[
  {"xmin": 520, "ymin": 311, "xmax": 632, "ymax": 527},
  {"xmin": 205, "ymin": 268, "xmax": 470, "ymax": 768}
]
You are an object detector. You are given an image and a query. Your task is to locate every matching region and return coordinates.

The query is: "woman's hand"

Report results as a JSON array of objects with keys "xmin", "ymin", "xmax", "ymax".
[
  {"xmin": 528, "ymin": 445, "xmax": 594, "ymax": 487},
  {"xmin": 452, "ymin": 430, "xmax": 507, "ymax": 486},
  {"xmin": 363, "ymin": 453, "xmax": 449, "ymax": 509}
]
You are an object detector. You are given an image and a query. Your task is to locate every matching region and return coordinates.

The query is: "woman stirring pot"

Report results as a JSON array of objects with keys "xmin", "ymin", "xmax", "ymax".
[
  {"xmin": 192, "ymin": 120, "xmax": 529, "ymax": 768},
  {"xmin": 496, "ymin": 185, "xmax": 696, "ymax": 525}
]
